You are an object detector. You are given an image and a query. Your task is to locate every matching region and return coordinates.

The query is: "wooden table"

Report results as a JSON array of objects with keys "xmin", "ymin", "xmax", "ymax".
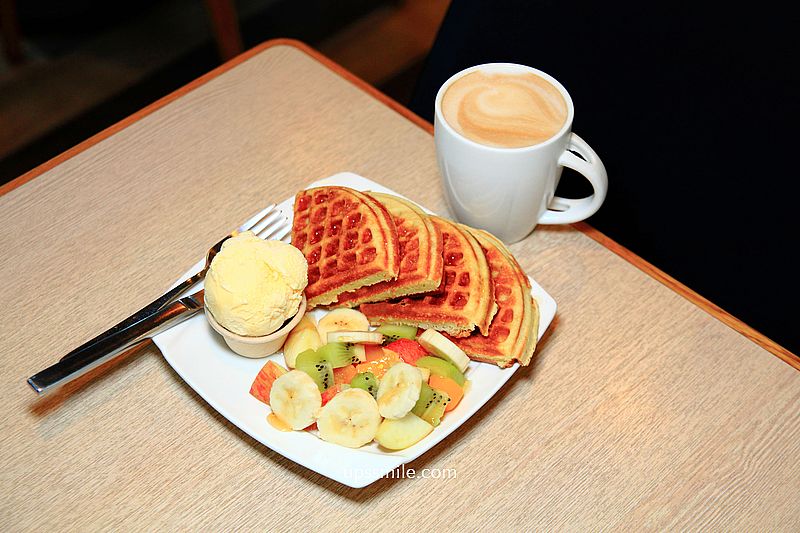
[{"xmin": 2, "ymin": 40, "xmax": 798, "ymax": 530}]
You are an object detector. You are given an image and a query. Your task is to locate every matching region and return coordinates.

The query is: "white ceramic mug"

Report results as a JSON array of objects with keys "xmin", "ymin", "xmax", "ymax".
[{"xmin": 434, "ymin": 63, "xmax": 608, "ymax": 243}]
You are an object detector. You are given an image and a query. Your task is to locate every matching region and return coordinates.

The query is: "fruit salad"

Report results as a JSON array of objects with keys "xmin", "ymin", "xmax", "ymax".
[{"xmin": 248, "ymin": 308, "xmax": 470, "ymax": 450}]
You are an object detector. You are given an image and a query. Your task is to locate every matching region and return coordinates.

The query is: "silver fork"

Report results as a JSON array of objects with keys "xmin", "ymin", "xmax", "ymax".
[{"xmin": 27, "ymin": 205, "xmax": 292, "ymax": 394}]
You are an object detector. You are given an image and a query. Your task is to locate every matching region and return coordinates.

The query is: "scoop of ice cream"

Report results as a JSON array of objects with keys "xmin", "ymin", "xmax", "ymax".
[{"xmin": 205, "ymin": 231, "xmax": 308, "ymax": 336}]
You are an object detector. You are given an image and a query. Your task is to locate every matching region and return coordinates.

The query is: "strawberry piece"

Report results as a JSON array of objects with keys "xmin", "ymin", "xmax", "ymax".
[
  {"xmin": 249, "ymin": 361, "xmax": 288, "ymax": 405},
  {"xmin": 385, "ymin": 338, "xmax": 429, "ymax": 365}
]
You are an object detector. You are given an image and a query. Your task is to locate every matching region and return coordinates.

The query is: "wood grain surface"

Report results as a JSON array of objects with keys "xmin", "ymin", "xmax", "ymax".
[{"xmin": 1, "ymin": 40, "xmax": 799, "ymax": 531}]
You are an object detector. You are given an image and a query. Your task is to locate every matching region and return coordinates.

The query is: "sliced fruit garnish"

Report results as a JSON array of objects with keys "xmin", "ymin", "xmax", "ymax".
[
  {"xmin": 317, "ymin": 308, "xmax": 370, "ymax": 343},
  {"xmin": 316, "ymin": 342, "xmax": 362, "ymax": 367},
  {"xmin": 317, "ymin": 388, "xmax": 382, "ymax": 448},
  {"xmin": 364, "ymin": 344, "xmax": 385, "ymax": 362},
  {"xmin": 376, "ymin": 323, "xmax": 418, "ymax": 343},
  {"xmin": 376, "ymin": 362, "xmax": 423, "ymax": 419},
  {"xmin": 295, "ymin": 349, "xmax": 335, "ymax": 391},
  {"xmin": 333, "ymin": 364, "xmax": 358, "ymax": 387},
  {"xmin": 412, "ymin": 382, "xmax": 449, "ymax": 426},
  {"xmin": 428, "ymin": 374, "xmax": 463, "ymax": 412},
  {"xmin": 282, "ymin": 314, "xmax": 322, "ymax": 368},
  {"xmin": 289, "ymin": 312, "xmax": 318, "ymax": 335},
  {"xmin": 356, "ymin": 348, "xmax": 401, "ymax": 378},
  {"xmin": 327, "ymin": 331, "xmax": 384, "ymax": 345},
  {"xmin": 349, "ymin": 371, "xmax": 379, "ymax": 399},
  {"xmin": 249, "ymin": 360, "xmax": 288, "ymax": 405},
  {"xmin": 417, "ymin": 366, "xmax": 431, "ymax": 382},
  {"xmin": 295, "ymin": 343, "xmax": 363, "ymax": 390},
  {"xmin": 321, "ymin": 383, "xmax": 350, "ymax": 406},
  {"xmin": 348, "ymin": 343, "xmax": 367, "ymax": 363},
  {"xmin": 418, "ymin": 329, "xmax": 470, "ymax": 373},
  {"xmin": 375, "ymin": 412, "xmax": 433, "ymax": 450},
  {"xmin": 415, "ymin": 356, "xmax": 465, "ymax": 386},
  {"xmin": 385, "ymin": 338, "xmax": 429, "ymax": 365},
  {"xmin": 269, "ymin": 370, "xmax": 322, "ymax": 430}
]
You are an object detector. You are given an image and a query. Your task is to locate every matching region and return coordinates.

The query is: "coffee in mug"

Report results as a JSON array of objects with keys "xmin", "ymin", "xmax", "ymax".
[
  {"xmin": 441, "ymin": 70, "xmax": 568, "ymax": 148},
  {"xmin": 434, "ymin": 63, "xmax": 608, "ymax": 243}
]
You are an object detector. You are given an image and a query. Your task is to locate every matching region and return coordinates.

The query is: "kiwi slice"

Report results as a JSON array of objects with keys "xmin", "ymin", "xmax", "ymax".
[
  {"xmin": 349, "ymin": 372, "xmax": 379, "ymax": 399},
  {"xmin": 376, "ymin": 323, "xmax": 418, "ymax": 344},
  {"xmin": 415, "ymin": 356, "xmax": 465, "ymax": 386},
  {"xmin": 316, "ymin": 342, "xmax": 361, "ymax": 368},
  {"xmin": 412, "ymin": 382, "xmax": 450, "ymax": 427},
  {"xmin": 295, "ymin": 349, "xmax": 335, "ymax": 391}
]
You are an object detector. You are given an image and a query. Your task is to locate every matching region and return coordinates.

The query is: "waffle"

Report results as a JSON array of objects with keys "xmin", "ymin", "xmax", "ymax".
[
  {"xmin": 447, "ymin": 228, "xmax": 536, "ymax": 367},
  {"xmin": 291, "ymin": 186, "xmax": 399, "ymax": 308},
  {"xmin": 335, "ymin": 193, "xmax": 443, "ymax": 307},
  {"xmin": 360, "ymin": 216, "xmax": 495, "ymax": 337},
  {"xmin": 482, "ymin": 230, "xmax": 539, "ymax": 366},
  {"xmin": 519, "ymin": 296, "xmax": 539, "ymax": 366}
]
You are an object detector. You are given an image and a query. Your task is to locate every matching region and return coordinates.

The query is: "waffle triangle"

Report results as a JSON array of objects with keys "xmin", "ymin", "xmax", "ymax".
[
  {"xmin": 291, "ymin": 186, "xmax": 399, "ymax": 308},
  {"xmin": 360, "ymin": 216, "xmax": 495, "ymax": 337},
  {"xmin": 335, "ymin": 193, "xmax": 443, "ymax": 307},
  {"xmin": 447, "ymin": 228, "xmax": 538, "ymax": 367}
]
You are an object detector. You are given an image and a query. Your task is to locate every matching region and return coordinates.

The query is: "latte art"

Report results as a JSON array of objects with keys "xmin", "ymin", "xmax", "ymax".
[{"xmin": 442, "ymin": 71, "xmax": 568, "ymax": 148}]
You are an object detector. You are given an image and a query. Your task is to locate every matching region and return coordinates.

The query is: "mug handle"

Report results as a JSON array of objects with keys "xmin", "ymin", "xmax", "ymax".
[{"xmin": 538, "ymin": 133, "xmax": 608, "ymax": 224}]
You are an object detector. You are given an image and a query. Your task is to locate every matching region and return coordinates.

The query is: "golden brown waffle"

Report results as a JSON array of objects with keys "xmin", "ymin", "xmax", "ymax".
[
  {"xmin": 447, "ymin": 228, "xmax": 536, "ymax": 367},
  {"xmin": 360, "ymin": 216, "xmax": 495, "ymax": 337},
  {"xmin": 335, "ymin": 193, "xmax": 443, "ymax": 307},
  {"xmin": 519, "ymin": 296, "xmax": 539, "ymax": 366},
  {"xmin": 291, "ymin": 187, "xmax": 399, "ymax": 308}
]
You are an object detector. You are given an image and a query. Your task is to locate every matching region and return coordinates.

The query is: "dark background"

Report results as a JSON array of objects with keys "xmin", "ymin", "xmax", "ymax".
[
  {"xmin": 2, "ymin": 0, "xmax": 797, "ymax": 355},
  {"xmin": 408, "ymin": 0, "xmax": 799, "ymax": 355}
]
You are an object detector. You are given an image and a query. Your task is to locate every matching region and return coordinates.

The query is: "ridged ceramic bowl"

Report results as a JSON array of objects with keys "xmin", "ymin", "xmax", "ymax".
[{"xmin": 205, "ymin": 295, "xmax": 307, "ymax": 358}]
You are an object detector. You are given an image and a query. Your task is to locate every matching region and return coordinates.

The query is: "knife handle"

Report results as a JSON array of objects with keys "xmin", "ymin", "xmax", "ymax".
[
  {"xmin": 27, "ymin": 292, "xmax": 205, "ymax": 395},
  {"xmin": 58, "ymin": 271, "xmax": 204, "ymax": 364}
]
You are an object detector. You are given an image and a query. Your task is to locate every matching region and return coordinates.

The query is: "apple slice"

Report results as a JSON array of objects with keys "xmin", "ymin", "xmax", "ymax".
[
  {"xmin": 283, "ymin": 315, "xmax": 322, "ymax": 368},
  {"xmin": 249, "ymin": 361, "xmax": 288, "ymax": 405},
  {"xmin": 374, "ymin": 412, "xmax": 434, "ymax": 450}
]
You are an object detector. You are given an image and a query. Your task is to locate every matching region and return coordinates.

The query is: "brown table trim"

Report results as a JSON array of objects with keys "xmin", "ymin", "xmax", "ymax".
[
  {"xmin": 2, "ymin": 38, "xmax": 797, "ymax": 371},
  {"xmin": 573, "ymin": 223, "xmax": 799, "ymax": 371}
]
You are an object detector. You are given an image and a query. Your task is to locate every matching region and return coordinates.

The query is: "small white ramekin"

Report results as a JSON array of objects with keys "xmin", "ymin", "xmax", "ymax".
[{"xmin": 205, "ymin": 295, "xmax": 307, "ymax": 358}]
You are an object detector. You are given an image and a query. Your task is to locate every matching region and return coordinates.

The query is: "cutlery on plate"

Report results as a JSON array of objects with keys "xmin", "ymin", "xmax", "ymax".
[
  {"xmin": 27, "ymin": 291, "xmax": 206, "ymax": 394},
  {"xmin": 27, "ymin": 205, "xmax": 291, "ymax": 394}
]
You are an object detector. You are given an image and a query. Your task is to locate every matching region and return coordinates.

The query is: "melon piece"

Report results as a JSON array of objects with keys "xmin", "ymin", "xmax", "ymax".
[{"xmin": 429, "ymin": 374, "xmax": 463, "ymax": 412}]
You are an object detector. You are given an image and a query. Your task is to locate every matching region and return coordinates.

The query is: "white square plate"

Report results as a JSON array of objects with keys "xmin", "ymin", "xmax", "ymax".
[{"xmin": 152, "ymin": 172, "xmax": 556, "ymax": 488}]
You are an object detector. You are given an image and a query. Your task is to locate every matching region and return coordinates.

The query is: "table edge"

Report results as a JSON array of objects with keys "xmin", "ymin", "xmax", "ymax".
[{"xmin": 2, "ymin": 38, "xmax": 797, "ymax": 371}]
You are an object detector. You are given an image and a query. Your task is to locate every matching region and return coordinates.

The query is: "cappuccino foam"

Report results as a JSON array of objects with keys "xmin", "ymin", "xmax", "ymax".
[{"xmin": 442, "ymin": 70, "xmax": 568, "ymax": 148}]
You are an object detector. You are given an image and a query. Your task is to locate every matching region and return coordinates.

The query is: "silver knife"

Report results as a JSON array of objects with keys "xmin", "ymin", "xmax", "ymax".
[{"xmin": 27, "ymin": 291, "xmax": 205, "ymax": 395}]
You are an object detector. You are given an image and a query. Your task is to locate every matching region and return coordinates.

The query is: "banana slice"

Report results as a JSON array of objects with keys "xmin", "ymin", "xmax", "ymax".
[
  {"xmin": 269, "ymin": 370, "xmax": 322, "ymax": 430},
  {"xmin": 327, "ymin": 331, "xmax": 384, "ymax": 345},
  {"xmin": 418, "ymin": 329, "xmax": 470, "ymax": 373},
  {"xmin": 376, "ymin": 362, "xmax": 422, "ymax": 419},
  {"xmin": 317, "ymin": 388, "xmax": 382, "ymax": 448},
  {"xmin": 317, "ymin": 309, "xmax": 370, "ymax": 344}
]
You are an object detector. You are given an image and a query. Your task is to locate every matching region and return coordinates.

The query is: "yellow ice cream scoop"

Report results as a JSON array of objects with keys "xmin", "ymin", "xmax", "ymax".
[{"xmin": 205, "ymin": 231, "xmax": 308, "ymax": 336}]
